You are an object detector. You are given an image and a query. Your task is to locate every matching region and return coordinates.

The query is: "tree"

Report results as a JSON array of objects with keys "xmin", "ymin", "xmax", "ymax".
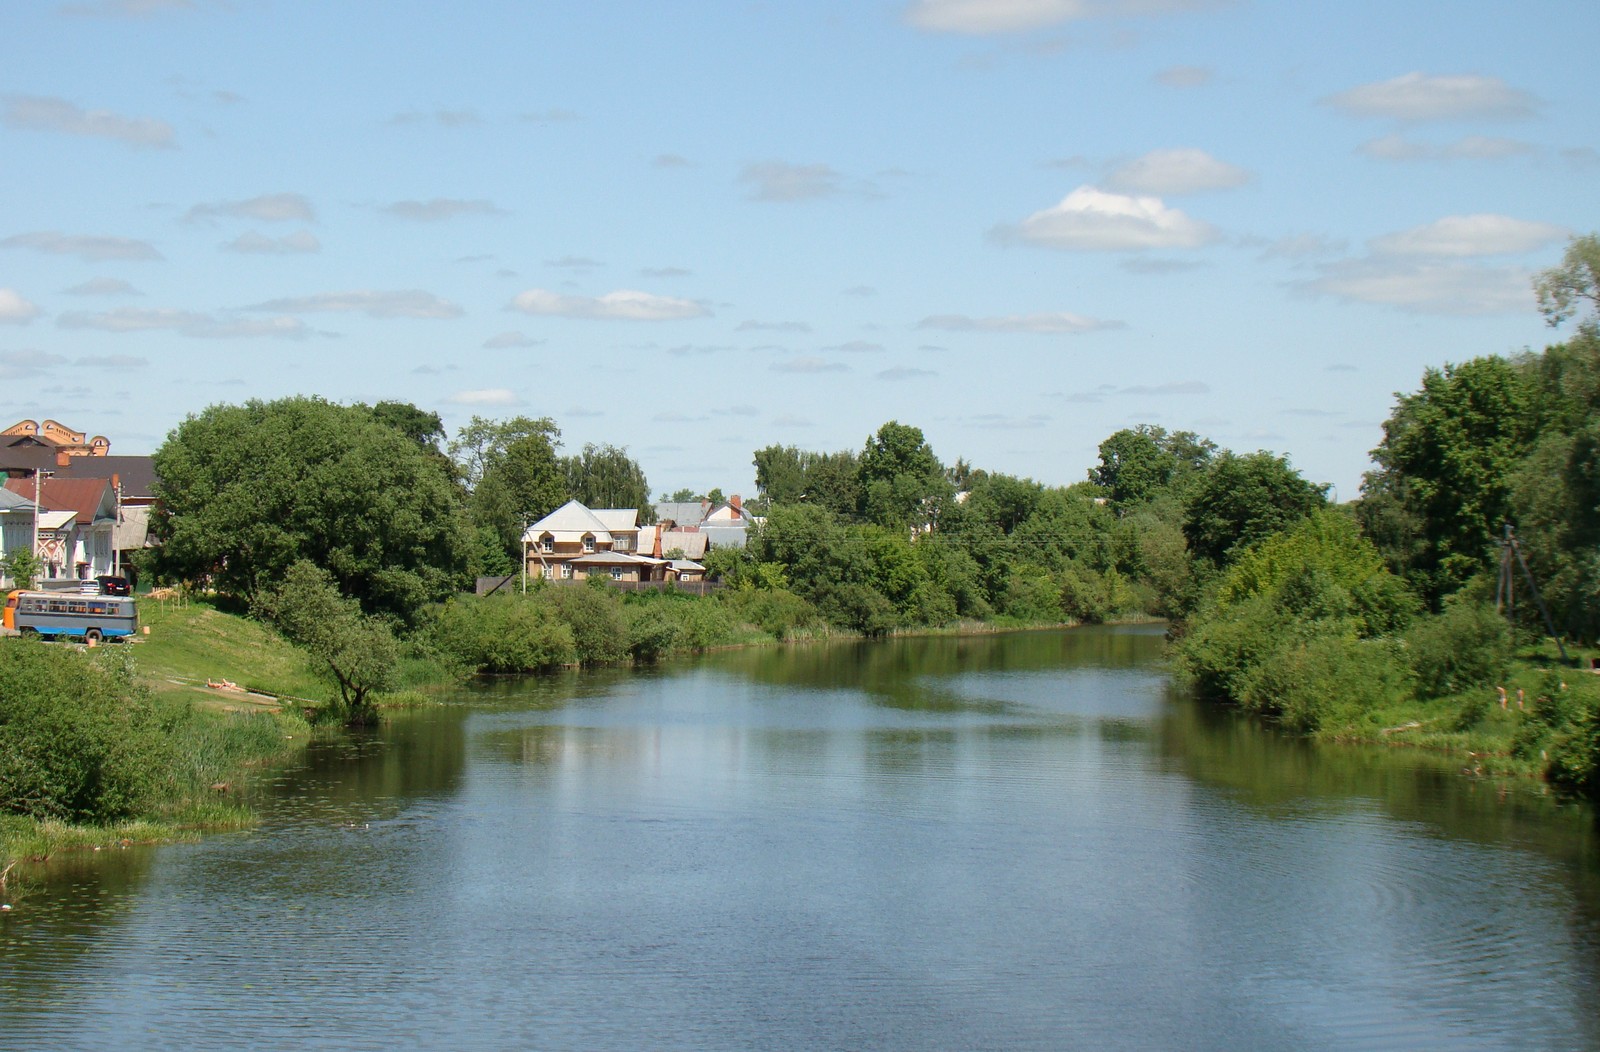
[
  {"xmin": 1535, "ymin": 232, "xmax": 1600, "ymax": 334},
  {"xmin": 151, "ymin": 396, "xmax": 470, "ymax": 619},
  {"xmin": 1184, "ymin": 450, "xmax": 1327, "ymax": 565},
  {"xmin": 473, "ymin": 431, "xmax": 570, "ymax": 557},
  {"xmin": 1090, "ymin": 425, "xmax": 1215, "ymax": 510},
  {"xmin": 254, "ymin": 561, "xmax": 399, "ymax": 724},
  {"xmin": 448, "ymin": 415, "xmax": 561, "ymax": 489},
  {"xmin": 369, "ymin": 401, "xmax": 446, "ymax": 452},
  {"xmin": 1359, "ymin": 356, "xmax": 1536, "ymax": 602},
  {"xmin": 857, "ymin": 421, "xmax": 952, "ymax": 531},
  {"xmin": 561, "ymin": 443, "xmax": 651, "ymax": 518}
]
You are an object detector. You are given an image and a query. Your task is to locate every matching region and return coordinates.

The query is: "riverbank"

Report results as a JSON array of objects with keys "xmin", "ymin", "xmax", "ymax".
[{"xmin": 0, "ymin": 623, "xmax": 311, "ymax": 872}]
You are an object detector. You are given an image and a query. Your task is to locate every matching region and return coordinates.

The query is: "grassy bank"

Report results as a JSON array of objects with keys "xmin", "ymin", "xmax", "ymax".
[{"xmin": 1, "ymin": 622, "xmax": 312, "ymax": 871}]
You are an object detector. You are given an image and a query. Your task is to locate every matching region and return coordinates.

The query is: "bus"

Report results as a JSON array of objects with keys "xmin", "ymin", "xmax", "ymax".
[{"xmin": 3, "ymin": 589, "xmax": 138, "ymax": 643}]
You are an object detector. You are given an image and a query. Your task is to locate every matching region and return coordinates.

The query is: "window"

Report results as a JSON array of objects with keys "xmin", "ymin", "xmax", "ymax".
[
  {"xmin": 614, "ymin": 536, "xmax": 629, "ymax": 551},
  {"xmin": 540, "ymin": 535, "xmax": 554, "ymax": 553},
  {"xmin": 583, "ymin": 535, "xmax": 595, "ymax": 553},
  {"xmin": 541, "ymin": 566, "xmax": 553, "ymax": 580},
  {"xmin": 610, "ymin": 567, "xmax": 624, "ymax": 581},
  {"xmin": 561, "ymin": 565, "xmax": 573, "ymax": 579}
]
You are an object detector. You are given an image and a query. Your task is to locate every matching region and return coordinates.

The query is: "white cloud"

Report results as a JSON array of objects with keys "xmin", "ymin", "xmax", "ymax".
[
  {"xmin": 917, "ymin": 311, "xmax": 1120, "ymax": 333},
  {"xmin": 383, "ymin": 198, "xmax": 506, "ymax": 221},
  {"xmin": 62, "ymin": 277, "xmax": 141, "ymax": 296},
  {"xmin": 445, "ymin": 388, "xmax": 523, "ymax": 406},
  {"xmin": 1297, "ymin": 260, "xmax": 1535, "ymax": 315},
  {"xmin": 1, "ymin": 231, "xmax": 162, "ymax": 261},
  {"xmin": 1105, "ymin": 148, "xmax": 1250, "ymax": 194},
  {"xmin": 1369, "ymin": 215, "xmax": 1568, "ymax": 257},
  {"xmin": 1324, "ymin": 72, "xmax": 1537, "ymax": 122},
  {"xmin": 1117, "ymin": 380, "xmax": 1208, "ymax": 395},
  {"xmin": 1003, "ymin": 185, "xmax": 1219, "ymax": 250},
  {"xmin": 245, "ymin": 290, "xmax": 463, "ymax": 319},
  {"xmin": 509, "ymin": 289, "xmax": 708, "ymax": 321},
  {"xmin": 740, "ymin": 162, "xmax": 843, "ymax": 202},
  {"xmin": 185, "ymin": 192, "xmax": 314, "ymax": 224},
  {"xmin": 74, "ymin": 354, "xmax": 148, "ymax": 369},
  {"xmin": 390, "ymin": 110, "xmax": 480, "ymax": 128},
  {"xmin": 58, "ymin": 0, "xmax": 197, "ymax": 16},
  {"xmin": 903, "ymin": 0, "xmax": 1224, "ymax": 33},
  {"xmin": 964, "ymin": 413, "xmax": 1051, "ymax": 430},
  {"xmin": 57, "ymin": 307, "xmax": 313, "ymax": 338},
  {"xmin": 0, "ymin": 349, "xmax": 68, "ymax": 380},
  {"xmin": 772, "ymin": 357, "xmax": 848, "ymax": 374},
  {"xmin": 737, "ymin": 320, "xmax": 811, "ymax": 333},
  {"xmin": 2, "ymin": 94, "xmax": 176, "ymax": 148},
  {"xmin": 482, "ymin": 331, "xmax": 543, "ymax": 349},
  {"xmin": 824, "ymin": 340, "xmax": 885, "ymax": 353},
  {"xmin": 0, "ymin": 289, "xmax": 42, "ymax": 324},
  {"xmin": 1358, "ymin": 133, "xmax": 1537, "ymax": 162},
  {"xmin": 223, "ymin": 230, "xmax": 320, "ymax": 254},
  {"xmin": 1155, "ymin": 65, "xmax": 1213, "ymax": 88},
  {"xmin": 878, "ymin": 366, "xmax": 939, "ymax": 381},
  {"xmin": 1258, "ymin": 233, "xmax": 1346, "ymax": 260}
]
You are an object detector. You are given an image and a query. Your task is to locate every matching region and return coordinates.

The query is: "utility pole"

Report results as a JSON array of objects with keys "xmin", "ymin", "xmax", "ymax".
[
  {"xmin": 31, "ymin": 469, "xmax": 51, "ymax": 580},
  {"xmin": 1497, "ymin": 523, "xmax": 1569, "ymax": 663}
]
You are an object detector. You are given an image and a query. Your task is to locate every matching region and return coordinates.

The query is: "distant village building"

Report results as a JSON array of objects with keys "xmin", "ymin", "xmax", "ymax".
[{"xmin": 0, "ymin": 420, "xmax": 160, "ymax": 585}]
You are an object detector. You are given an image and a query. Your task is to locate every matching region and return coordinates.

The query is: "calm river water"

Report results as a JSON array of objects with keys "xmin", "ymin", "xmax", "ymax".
[{"xmin": 3, "ymin": 625, "xmax": 1599, "ymax": 1050}]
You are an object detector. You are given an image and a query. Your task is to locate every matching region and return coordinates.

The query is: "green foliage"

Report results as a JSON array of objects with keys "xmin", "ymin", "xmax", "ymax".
[
  {"xmin": 0, "ymin": 642, "xmax": 166, "ymax": 822},
  {"xmin": 1534, "ymin": 232, "xmax": 1600, "ymax": 333},
  {"xmin": 473, "ymin": 431, "xmax": 571, "ymax": 558},
  {"xmin": 1090, "ymin": 425, "xmax": 1215, "ymax": 510},
  {"xmin": 1360, "ymin": 355, "xmax": 1537, "ymax": 603},
  {"xmin": 152, "ymin": 396, "xmax": 470, "ymax": 620},
  {"xmin": 753, "ymin": 444, "xmax": 862, "ymax": 517},
  {"xmin": 1404, "ymin": 600, "xmax": 1511, "ymax": 699},
  {"xmin": 545, "ymin": 582, "xmax": 630, "ymax": 664},
  {"xmin": 857, "ymin": 421, "xmax": 953, "ymax": 530},
  {"xmin": 253, "ymin": 561, "xmax": 400, "ymax": 723},
  {"xmin": 2, "ymin": 548, "xmax": 41, "ymax": 589},
  {"xmin": 720, "ymin": 586, "xmax": 824, "ymax": 640},
  {"xmin": 1184, "ymin": 450, "xmax": 1327, "ymax": 566},
  {"xmin": 561, "ymin": 443, "xmax": 652, "ymax": 519},
  {"xmin": 430, "ymin": 593, "xmax": 577, "ymax": 673},
  {"xmin": 1237, "ymin": 634, "xmax": 1413, "ymax": 734},
  {"xmin": 448, "ymin": 414, "xmax": 561, "ymax": 489}
]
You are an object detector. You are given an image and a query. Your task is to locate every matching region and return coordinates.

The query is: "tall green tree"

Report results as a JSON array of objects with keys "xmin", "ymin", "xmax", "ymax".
[
  {"xmin": 1359, "ymin": 356, "xmax": 1536, "ymax": 602},
  {"xmin": 1090, "ymin": 425, "xmax": 1216, "ymax": 510},
  {"xmin": 1184, "ymin": 450, "xmax": 1327, "ymax": 566},
  {"xmin": 448, "ymin": 415, "xmax": 561, "ymax": 489},
  {"xmin": 562, "ymin": 443, "xmax": 652, "ymax": 518},
  {"xmin": 857, "ymin": 421, "xmax": 952, "ymax": 531},
  {"xmin": 473, "ymin": 431, "xmax": 571, "ymax": 557},
  {"xmin": 152, "ymin": 396, "xmax": 470, "ymax": 619}
]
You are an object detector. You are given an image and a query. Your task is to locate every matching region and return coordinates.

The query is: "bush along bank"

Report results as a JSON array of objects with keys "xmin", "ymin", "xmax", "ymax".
[
  {"xmin": 1174, "ymin": 511, "xmax": 1600, "ymax": 798},
  {"xmin": 0, "ymin": 639, "xmax": 308, "ymax": 868}
]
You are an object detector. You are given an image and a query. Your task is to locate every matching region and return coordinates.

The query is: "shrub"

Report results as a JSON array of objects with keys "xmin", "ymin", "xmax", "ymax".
[
  {"xmin": 1236, "ymin": 634, "xmax": 1412, "ymax": 733},
  {"xmin": 547, "ymin": 583, "xmax": 629, "ymax": 664},
  {"xmin": 1404, "ymin": 600, "xmax": 1511, "ymax": 699},
  {"xmin": 432, "ymin": 594, "xmax": 577, "ymax": 673},
  {"xmin": 0, "ymin": 642, "xmax": 170, "ymax": 823}
]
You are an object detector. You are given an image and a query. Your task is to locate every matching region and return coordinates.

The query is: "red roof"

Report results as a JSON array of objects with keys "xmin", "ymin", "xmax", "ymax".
[{"xmin": 3, "ymin": 476, "xmax": 114, "ymax": 522}]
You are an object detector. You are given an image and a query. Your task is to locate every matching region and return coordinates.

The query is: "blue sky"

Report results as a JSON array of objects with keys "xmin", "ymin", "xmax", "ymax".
[{"xmin": 3, "ymin": 0, "xmax": 1596, "ymax": 501}]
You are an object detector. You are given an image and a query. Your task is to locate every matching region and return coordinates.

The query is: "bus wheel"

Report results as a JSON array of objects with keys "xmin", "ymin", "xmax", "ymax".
[{"xmin": 84, "ymin": 628, "xmax": 103, "ymax": 644}]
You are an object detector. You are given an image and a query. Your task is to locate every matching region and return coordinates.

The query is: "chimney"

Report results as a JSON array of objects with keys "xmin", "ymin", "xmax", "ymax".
[{"xmin": 56, "ymin": 451, "xmax": 71, "ymax": 467}]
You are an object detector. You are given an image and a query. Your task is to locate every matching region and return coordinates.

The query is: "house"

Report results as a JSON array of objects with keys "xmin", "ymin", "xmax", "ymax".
[
  {"xmin": 651, "ymin": 493, "xmax": 758, "ymax": 550},
  {"xmin": 53, "ymin": 454, "xmax": 160, "ymax": 572},
  {"xmin": 1, "ymin": 419, "xmax": 111, "ymax": 460},
  {"xmin": 0, "ymin": 488, "xmax": 38, "ymax": 587},
  {"xmin": 521, "ymin": 500, "xmax": 647, "ymax": 581},
  {"xmin": 1, "ymin": 476, "xmax": 118, "ymax": 582}
]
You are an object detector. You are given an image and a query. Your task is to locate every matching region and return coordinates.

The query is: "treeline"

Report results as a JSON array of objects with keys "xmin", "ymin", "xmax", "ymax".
[{"xmin": 1176, "ymin": 234, "xmax": 1600, "ymax": 799}]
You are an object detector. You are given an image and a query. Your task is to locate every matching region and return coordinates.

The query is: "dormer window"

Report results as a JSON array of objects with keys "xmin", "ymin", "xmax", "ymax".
[
  {"xmin": 540, "ymin": 534, "xmax": 554, "ymax": 553},
  {"xmin": 583, "ymin": 534, "xmax": 595, "ymax": 552}
]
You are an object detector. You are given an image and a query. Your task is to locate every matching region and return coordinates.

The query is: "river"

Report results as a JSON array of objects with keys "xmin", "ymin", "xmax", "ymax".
[{"xmin": 3, "ymin": 625, "xmax": 1598, "ymax": 1050}]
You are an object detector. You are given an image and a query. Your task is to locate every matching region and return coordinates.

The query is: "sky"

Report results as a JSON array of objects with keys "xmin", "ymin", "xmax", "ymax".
[{"xmin": 2, "ymin": 0, "xmax": 1597, "ymax": 502}]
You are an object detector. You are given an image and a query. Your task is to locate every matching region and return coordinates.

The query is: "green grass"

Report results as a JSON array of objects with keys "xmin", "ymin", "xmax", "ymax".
[{"xmin": 131, "ymin": 596, "xmax": 332, "ymax": 705}]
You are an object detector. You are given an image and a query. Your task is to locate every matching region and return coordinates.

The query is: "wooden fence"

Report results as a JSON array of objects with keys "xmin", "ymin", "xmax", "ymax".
[{"xmin": 474, "ymin": 576, "xmax": 723, "ymax": 597}]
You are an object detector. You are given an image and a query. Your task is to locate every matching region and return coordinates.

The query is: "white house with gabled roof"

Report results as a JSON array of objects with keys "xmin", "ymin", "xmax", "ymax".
[{"xmin": 521, "ymin": 499, "xmax": 645, "ymax": 580}]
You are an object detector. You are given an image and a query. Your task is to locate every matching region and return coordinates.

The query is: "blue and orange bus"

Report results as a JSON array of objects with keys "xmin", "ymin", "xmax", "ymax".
[{"xmin": 3, "ymin": 589, "xmax": 138, "ymax": 643}]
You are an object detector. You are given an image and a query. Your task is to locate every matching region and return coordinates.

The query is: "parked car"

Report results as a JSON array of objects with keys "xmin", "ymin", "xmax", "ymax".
[{"xmin": 96, "ymin": 575, "xmax": 131, "ymax": 596}]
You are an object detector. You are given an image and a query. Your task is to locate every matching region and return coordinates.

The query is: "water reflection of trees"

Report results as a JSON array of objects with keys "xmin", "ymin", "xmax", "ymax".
[
  {"xmin": 0, "ymin": 849, "xmax": 154, "ymax": 1031},
  {"xmin": 1156, "ymin": 684, "xmax": 1600, "ymax": 864}
]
